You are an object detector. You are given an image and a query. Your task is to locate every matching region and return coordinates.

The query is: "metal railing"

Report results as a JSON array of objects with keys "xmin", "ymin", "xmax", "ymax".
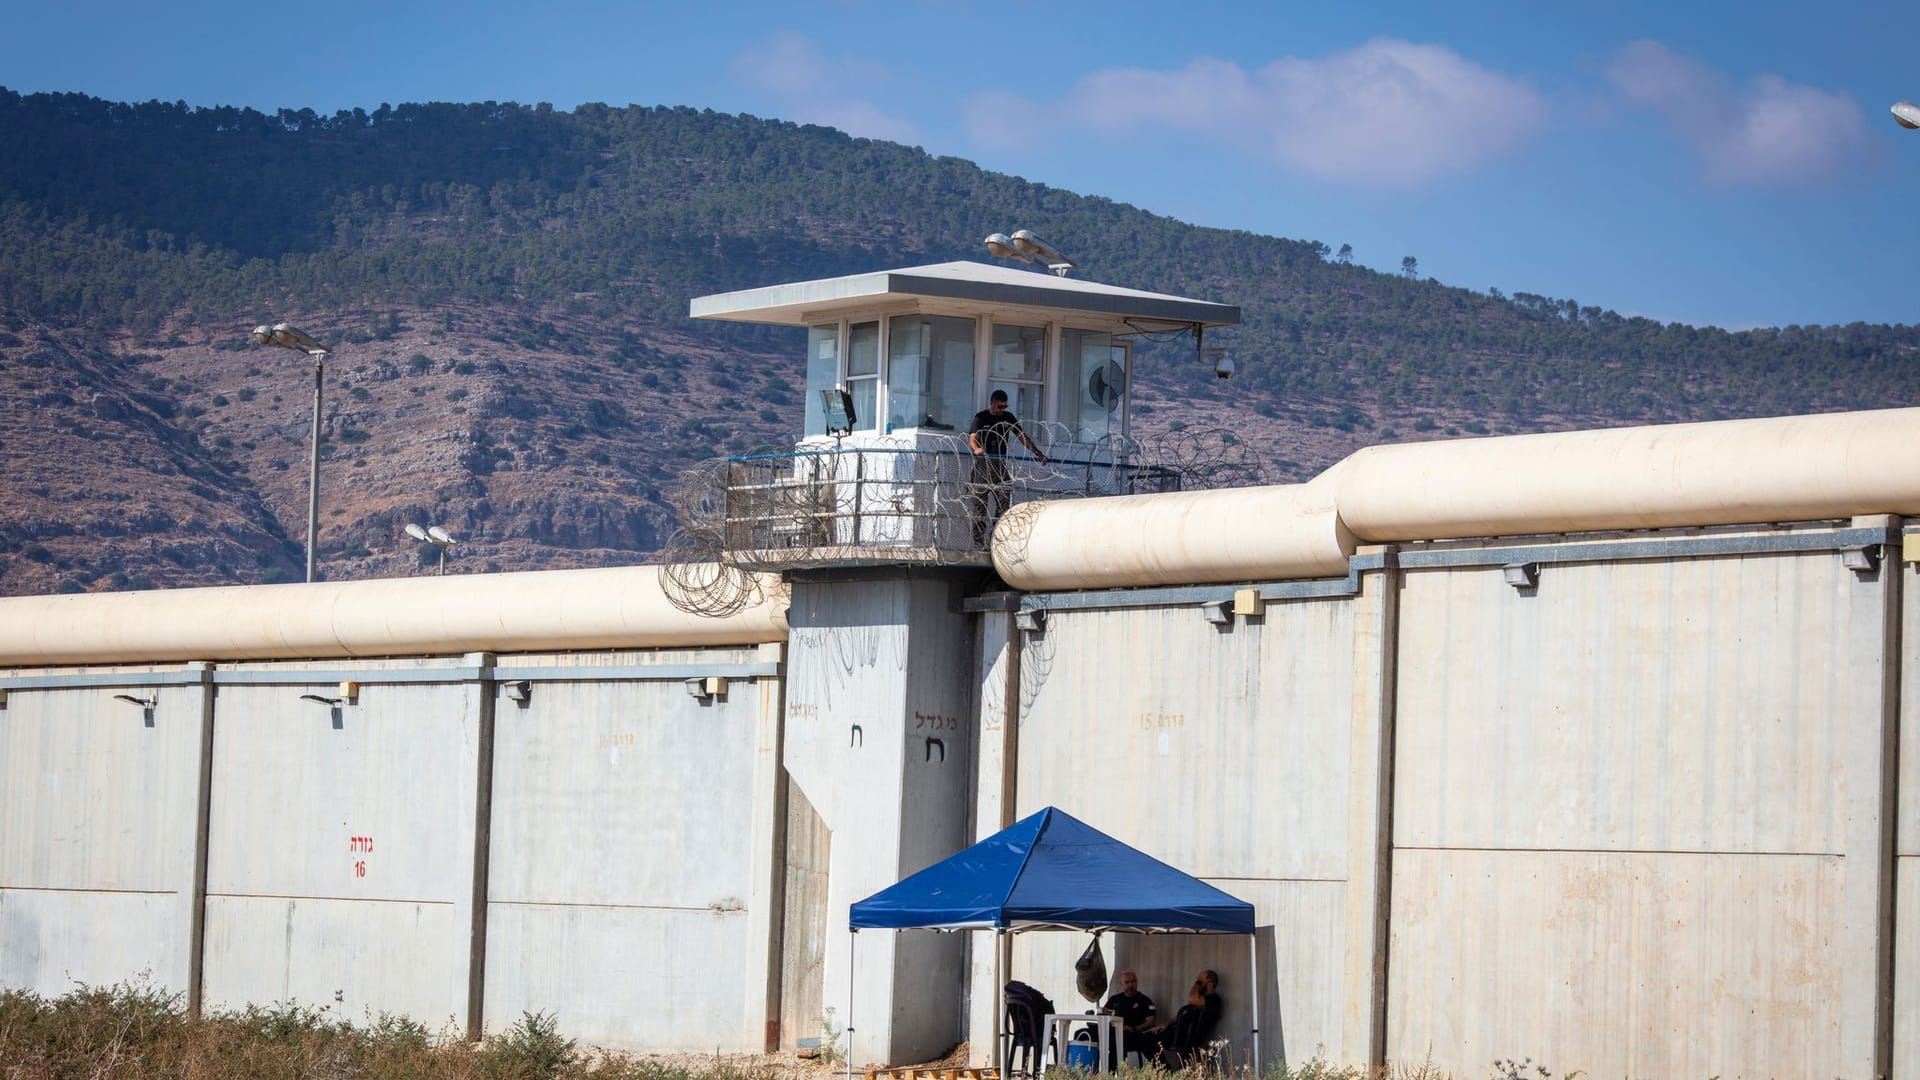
[{"xmin": 708, "ymin": 442, "xmax": 1180, "ymax": 568}]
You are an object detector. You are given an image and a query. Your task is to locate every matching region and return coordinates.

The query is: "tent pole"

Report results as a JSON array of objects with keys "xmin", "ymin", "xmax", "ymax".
[
  {"xmin": 1248, "ymin": 933, "xmax": 1260, "ymax": 1077},
  {"xmin": 847, "ymin": 929, "xmax": 856, "ymax": 1080},
  {"xmin": 993, "ymin": 928, "xmax": 1005, "ymax": 1079}
]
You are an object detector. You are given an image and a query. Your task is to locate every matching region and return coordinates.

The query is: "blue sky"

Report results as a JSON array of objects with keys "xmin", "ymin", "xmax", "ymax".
[{"xmin": 2, "ymin": 0, "xmax": 1914, "ymax": 329}]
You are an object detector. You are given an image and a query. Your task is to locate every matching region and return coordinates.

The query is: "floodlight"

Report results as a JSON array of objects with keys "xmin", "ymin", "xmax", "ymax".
[
  {"xmin": 1841, "ymin": 546, "xmax": 1881, "ymax": 575},
  {"xmin": 984, "ymin": 227, "xmax": 1078, "ymax": 275},
  {"xmin": 1502, "ymin": 562, "xmax": 1540, "ymax": 590},
  {"xmin": 1894, "ymin": 101, "xmax": 1920, "ymax": 130},
  {"xmin": 113, "ymin": 693, "xmax": 155, "ymax": 708},
  {"xmin": 821, "ymin": 387, "xmax": 855, "ymax": 435},
  {"xmin": 407, "ymin": 522, "xmax": 457, "ymax": 574},
  {"xmin": 1009, "ymin": 230, "xmax": 1063, "ymax": 262},
  {"xmin": 269, "ymin": 322, "xmax": 328, "ymax": 355}
]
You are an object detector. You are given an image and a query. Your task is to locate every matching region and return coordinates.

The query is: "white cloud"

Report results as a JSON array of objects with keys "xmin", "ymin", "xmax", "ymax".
[
  {"xmin": 962, "ymin": 39, "xmax": 1547, "ymax": 188},
  {"xmin": 1607, "ymin": 40, "xmax": 1873, "ymax": 186},
  {"xmin": 728, "ymin": 33, "xmax": 922, "ymax": 146}
]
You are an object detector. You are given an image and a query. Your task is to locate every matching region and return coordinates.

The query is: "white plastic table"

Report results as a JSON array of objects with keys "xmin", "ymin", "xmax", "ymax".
[{"xmin": 1043, "ymin": 1012, "xmax": 1119, "ymax": 1075}]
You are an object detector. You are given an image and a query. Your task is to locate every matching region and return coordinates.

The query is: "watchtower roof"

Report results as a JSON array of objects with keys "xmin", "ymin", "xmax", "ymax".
[{"xmin": 689, "ymin": 260, "xmax": 1240, "ymax": 329}]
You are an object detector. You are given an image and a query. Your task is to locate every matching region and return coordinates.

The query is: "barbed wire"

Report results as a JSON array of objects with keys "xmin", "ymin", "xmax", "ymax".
[{"xmin": 658, "ymin": 422, "xmax": 1268, "ymax": 616}]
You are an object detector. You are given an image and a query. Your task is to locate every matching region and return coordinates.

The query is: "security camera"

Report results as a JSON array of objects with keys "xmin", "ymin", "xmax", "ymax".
[{"xmin": 1214, "ymin": 354, "xmax": 1235, "ymax": 380}]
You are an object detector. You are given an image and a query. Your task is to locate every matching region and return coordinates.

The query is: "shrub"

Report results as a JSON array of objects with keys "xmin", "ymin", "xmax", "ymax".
[{"xmin": 481, "ymin": 1011, "xmax": 576, "ymax": 1079}]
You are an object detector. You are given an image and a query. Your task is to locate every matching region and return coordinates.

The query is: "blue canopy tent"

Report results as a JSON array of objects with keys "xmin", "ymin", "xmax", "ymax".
[{"xmin": 847, "ymin": 807, "xmax": 1260, "ymax": 1075}]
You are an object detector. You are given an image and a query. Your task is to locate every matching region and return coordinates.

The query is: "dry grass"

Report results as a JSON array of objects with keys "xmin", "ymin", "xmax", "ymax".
[{"xmin": 0, "ymin": 982, "xmax": 1456, "ymax": 1080}]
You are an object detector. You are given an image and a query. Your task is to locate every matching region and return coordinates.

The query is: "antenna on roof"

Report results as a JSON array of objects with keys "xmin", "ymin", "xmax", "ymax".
[{"xmin": 984, "ymin": 229, "xmax": 1077, "ymax": 277}]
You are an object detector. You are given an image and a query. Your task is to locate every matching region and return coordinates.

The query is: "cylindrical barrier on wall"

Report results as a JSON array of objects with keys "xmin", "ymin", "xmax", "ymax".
[
  {"xmin": 992, "ymin": 473, "xmax": 1354, "ymax": 590},
  {"xmin": 0, "ymin": 564, "xmax": 789, "ymax": 664},
  {"xmin": 1334, "ymin": 406, "xmax": 1920, "ymax": 542}
]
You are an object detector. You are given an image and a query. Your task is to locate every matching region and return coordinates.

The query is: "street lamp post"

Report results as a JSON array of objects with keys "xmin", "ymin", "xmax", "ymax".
[
  {"xmin": 250, "ymin": 322, "xmax": 330, "ymax": 583},
  {"xmin": 1893, "ymin": 101, "xmax": 1920, "ymax": 129}
]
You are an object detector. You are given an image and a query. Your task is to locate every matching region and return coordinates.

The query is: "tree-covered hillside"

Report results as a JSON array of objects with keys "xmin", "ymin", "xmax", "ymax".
[
  {"xmin": 4, "ymin": 88, "xmax": 1915, "ymax": 424},
  {"xmin": 0, "ymin": 88, "xmax": 1916, "ymax": 596}
]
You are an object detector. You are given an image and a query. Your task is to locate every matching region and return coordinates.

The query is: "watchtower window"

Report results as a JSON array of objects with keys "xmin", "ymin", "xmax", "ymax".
[
  {"xmin": 804, "ymin": 324, "xmax": 838, "ymax": 437},
  {"xmin": 888, "ymin": 314, "xmax": 975, "ymax": 432},
  {"xmin": 990, "ymin": 323, "xmax": 1046, "ymax": 429},
  {"xmin": 1060, "ymin": 328, "xmax": 1122, "ymax": 442},
  {"xmin": 846, "ymin": 321, "xmax": 880, "ymax": 432}
]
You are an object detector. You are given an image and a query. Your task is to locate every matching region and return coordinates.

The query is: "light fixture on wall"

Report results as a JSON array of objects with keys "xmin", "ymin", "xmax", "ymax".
[
  {"xmin": 300, "ymin": 691, "xmax": 346, "ymax": 729},
  {"xmin": 503, "ymin": 680, "xmax": 532, "ymax": 704},
  {"xmin": 1199, "ymin": 600, "xmax": 1232, "ymax": 626},
  {"xmin": 1013, "ymin": 609, "xmax": 1046, "ymax": 634},
  {"xmin": 684, "ymin": 676, "xmax": 728, "ymax": 702},
  {"xmin": 1502, "ymin": 562, "xmax": 1540, "ymax": 590},
  {"xmin": 113, "ymin": 692, "xmax": 156, "ymax": 727},
  {"xmin": 1841, "ymin": 545, "xmax": 1881, "ymax": 577}
]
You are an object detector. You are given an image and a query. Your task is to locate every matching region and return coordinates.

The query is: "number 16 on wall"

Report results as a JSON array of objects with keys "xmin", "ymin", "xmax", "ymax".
[{"xmin": 347, "ymin": 834, "xmax": 373, "ymax": 879}]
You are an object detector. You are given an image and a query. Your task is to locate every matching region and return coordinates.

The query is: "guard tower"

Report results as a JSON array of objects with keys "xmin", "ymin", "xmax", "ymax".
[
  {"xmin": 686, "ymin": 259, "xmax": 1239, "ymax": 1066},
  {"xmin": 690, "ymin": 260, "xmax": 1241, "ymax": 565}
]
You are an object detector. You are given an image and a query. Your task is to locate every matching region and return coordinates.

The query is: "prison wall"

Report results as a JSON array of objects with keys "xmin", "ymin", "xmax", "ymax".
[
  {"xmin": 0, "ymin": 664, "xmax": 210, "ymax": 1003},
  {"xmin": 200, "ymin": 658, "xmax": 488, "ymax": 1027},
  {"xmin": 1897, "ymin": 543, "xmax": 1920, "ymax": 1075},
  {"xmin": 990, "ymin": 577, "xmax": 1383, "ymax": 1068},
  {"xmin": 1383, "ymin": 535, "xmax": 1896, "ymax": 1078},
  {"xmin": 0, "ymin": 641, "xmax": 789, "ymax": 1053},
  {"xmin": 985, "ymin": 521, "xmax": 1913, "ymax": 1080}
]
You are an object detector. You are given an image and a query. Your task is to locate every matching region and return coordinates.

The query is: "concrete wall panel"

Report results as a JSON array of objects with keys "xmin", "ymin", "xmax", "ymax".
[
  {"xmin": 483, "ymin": 669, "xmax": 767, "ymax": 1048},
  {"xmin": 200, "ymin": 895, "xmax": 458, "ymax": 1022},
  {"xmin": 482, "ymin": 903, "xmax": 751, "ymax": 1051},
  {"xmin": 1015, "ymin": 601, "xmax": 1357, "ymax": 881},
  {"xmin": 488, "ymin": 680, "xmax": 759, "ymax": 907},
  {"xmin": 0, "ymin": 889, "xmax": 179, "ymax": 998},
  {"xmin": 202, "ymin": 670, "xmax": 480, "ymax": 1025},
  {"xmin": 1896, "ymin": 856, "xmax": 1920, "ymax": 1079},
  {"xmin": 0, "ymin": 685, "xmax": 200, "ymax": 891},
  {"xmin": 1390, "ymin": 548, "xmax": 1894, "ymax": 1079},
  {"xmin": 0, "ymin": 675, "xmax": 206, "ymax": 997},
  {"xmin": 1388, "ymin": 848, "xmax": 1841, "ymax": 1078},
  {"xmin": 1396, "ymin": 555, "xmax": 1854, "ymax": 855}
]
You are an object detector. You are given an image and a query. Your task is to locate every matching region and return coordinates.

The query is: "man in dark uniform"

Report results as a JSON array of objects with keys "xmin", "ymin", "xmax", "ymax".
[
  {"xmin": 1102, "ymin": 968, "xmax": 1157, "ymax": 1063},
  {"xmin": 967, "ymin": 389, "xmax": 1048, "ymax": 546}
]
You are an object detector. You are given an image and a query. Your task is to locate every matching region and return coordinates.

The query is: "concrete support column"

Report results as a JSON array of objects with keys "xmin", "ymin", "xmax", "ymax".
[
  {"xmin": 745, "ymin": 642, "xmax": 791, "ymax": 1051},
  {"xmin": 1839, "ymin": 518, "xmax": 1902, "ymax": 1078},
  {"xmin": 174, "ymin": 661, "xmax": 216, "ymax": 1015},
  {"xmin": 455, "ymin": 651, "xmax": 496, "ymax": 1039},
  {"xmin": 1340, "ymin": 550, "xmax": 1399, "ymax": 1068},
  {"xmin": 967, "ymin": 604, "xmax": 1020, "ymax": 1067},
  {"xmin": 782, "ymin": 571, "xmax": 977, "ymax": 1068}
]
